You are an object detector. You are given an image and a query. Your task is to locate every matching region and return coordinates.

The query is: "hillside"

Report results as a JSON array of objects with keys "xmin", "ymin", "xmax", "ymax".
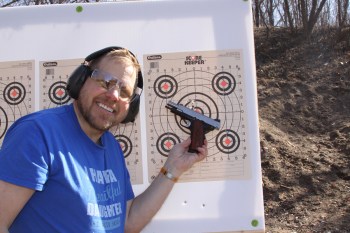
[{"xmin": 255, "ymin": 27, "xmax": 350, "ymax": 232}]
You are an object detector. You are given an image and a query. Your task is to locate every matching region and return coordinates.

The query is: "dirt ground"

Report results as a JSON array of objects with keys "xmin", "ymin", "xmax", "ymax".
[{"xmin": 254, "ymin": 27, "xmax": 350, "ymax": 233}]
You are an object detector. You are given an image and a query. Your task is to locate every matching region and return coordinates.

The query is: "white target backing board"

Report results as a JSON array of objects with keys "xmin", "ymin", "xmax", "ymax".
[
  {"xmin": 0, "ymin": 61, "xmax": 35, "ymax": 146},
  {"xmin": 145, "ymin": 50, "xmax": 251, "ymax": 183},
  {"xmin": 0, "ymin": 0, "xmax": 264, "ymax": 232}
]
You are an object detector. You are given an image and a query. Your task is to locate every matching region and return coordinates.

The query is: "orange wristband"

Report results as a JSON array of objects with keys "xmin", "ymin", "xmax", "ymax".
[{"xmin": 160, "ymin": 167, "xmax": 178, "ymax": 182}]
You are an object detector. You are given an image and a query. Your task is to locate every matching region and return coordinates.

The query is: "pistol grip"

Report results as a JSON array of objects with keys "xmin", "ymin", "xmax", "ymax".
[{"xmin": 189, "ymin": 120, "xmax": 204, "ymax": 153}]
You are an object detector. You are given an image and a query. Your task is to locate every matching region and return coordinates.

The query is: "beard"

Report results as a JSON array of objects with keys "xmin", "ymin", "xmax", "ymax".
[{"xmin": 76, "ymin": 97, "xmax": 117, "ymax": 132}]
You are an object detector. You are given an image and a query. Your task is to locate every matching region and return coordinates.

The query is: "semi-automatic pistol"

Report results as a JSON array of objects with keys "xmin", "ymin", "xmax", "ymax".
[{"xmin": 165, "ymin": 101, "xmax": 221, "ymax": 153}]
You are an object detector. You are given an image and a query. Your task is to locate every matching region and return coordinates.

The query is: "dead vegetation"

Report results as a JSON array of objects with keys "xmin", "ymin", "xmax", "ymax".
[{"xmin": 255, "ymin": 27, "xmax": 350, "ymax": 233}]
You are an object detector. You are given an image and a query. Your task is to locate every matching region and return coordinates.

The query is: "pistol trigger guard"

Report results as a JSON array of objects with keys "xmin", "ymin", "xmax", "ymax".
[{"xmin": 180, "ymin": 119, "xmax": 191, "ymax": 128}]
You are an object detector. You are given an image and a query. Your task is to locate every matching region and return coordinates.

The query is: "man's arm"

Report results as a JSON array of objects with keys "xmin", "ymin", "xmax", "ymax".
[
  {"xmin": 124, "ymin": 138, "xmax": 208, "ymax": 233},
  {"xmin": 0, "ymin": 180, "xmax": 35, "ymax": 233}
]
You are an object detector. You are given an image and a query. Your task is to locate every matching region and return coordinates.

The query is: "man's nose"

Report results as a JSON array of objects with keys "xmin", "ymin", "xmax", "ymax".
[{"xmin": 105, "ymin": 87, "xmax": 121, "ymax": 101}]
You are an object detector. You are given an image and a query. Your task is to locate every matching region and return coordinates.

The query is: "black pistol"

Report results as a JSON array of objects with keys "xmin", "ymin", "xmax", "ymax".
[{"xmin": 165, "ymin": 101, "xmax": 220, "ymax": 153}]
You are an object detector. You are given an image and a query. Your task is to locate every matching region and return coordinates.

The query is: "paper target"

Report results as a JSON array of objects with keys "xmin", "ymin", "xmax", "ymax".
[
  {"xmin": 39, "ymin": 59, "xmax": 82, "ymax": 109},
  {"xmin": 144, "ymin": 50, "xmax": 251, "ymax": 182},
  {"xmin": 0, "ymin": 61, "xmax": 35, "ymax": 147},
  {"xmin": 109, "ymin": 120, "xmax": 143, "ymax": 185},
  {"xmin": 39, "ymin": 58, "xmax": 143, "ymax": 185}
]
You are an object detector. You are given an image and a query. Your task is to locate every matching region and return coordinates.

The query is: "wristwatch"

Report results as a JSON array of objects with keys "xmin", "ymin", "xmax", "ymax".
[{"xmin": 160, "ymin": 167, "xmax": 178, "ymax": 182}]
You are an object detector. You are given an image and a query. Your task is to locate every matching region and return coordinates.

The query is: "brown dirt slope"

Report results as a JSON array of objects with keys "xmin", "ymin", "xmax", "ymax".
[{"xmin": 255, "ymin": 27, "xmax": 350, "ymax": 233}]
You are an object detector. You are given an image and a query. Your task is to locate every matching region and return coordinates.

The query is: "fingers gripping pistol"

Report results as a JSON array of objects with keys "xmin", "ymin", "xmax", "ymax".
[{"xmin": 166, "ymin": 101, "xmax": 221, "ymax": 153}]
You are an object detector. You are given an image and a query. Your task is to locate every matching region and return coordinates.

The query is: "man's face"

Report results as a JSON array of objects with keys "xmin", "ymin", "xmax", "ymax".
[{"xmin": 76, "ymin": 57, "xmax": 136, "ymax": 132}]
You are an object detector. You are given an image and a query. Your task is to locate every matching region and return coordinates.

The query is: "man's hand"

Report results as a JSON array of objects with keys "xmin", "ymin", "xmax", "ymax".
[{"xmin": 163, "ymin": 137, "xmax": 208, "ymax": 178}]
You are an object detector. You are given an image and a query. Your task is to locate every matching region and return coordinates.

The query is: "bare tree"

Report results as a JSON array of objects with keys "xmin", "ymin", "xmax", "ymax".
[
  {"xmin": 318, "ymin": 0, "xmax": 332, "ymax": 28},
  {"xmin": 298, "ymin": 0, "xmax": 328, "ymax": 37},
  {"xmin": 284, "ymin": 0, "xmax": 295, "ymax": 32},
  {"xmin": 267, "ymin": 0, "xmax": 275, "ymax": 26},
  {"xmin": 337, "ymin": 0, "xmax": 349, "ymax": 27},
  {"xmin": 253, "ymin": 0, "xmax": 260, "ymax": 27},
  {"xmin": 335, "ymin": 0, "xmax": 350, "ymax": 45}
]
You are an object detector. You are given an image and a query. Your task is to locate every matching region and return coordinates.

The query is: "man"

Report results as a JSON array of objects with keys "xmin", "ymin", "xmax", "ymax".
[{"xmin": 0, "ymin": 47, "xmax": 208, "ymax": 233}]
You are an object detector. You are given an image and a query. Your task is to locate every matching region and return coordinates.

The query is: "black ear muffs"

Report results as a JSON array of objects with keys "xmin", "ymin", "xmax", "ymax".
[
  {"xmin": 66, "ymin": 46, "xmax": 143, "ymax": 123},
  {"xmin": 121, "ymin": 68, "xmax": 143, "ymax": 123},
  {"xmin": 65, "ymin": 64, "xmax": 92, "ymax": 100}
]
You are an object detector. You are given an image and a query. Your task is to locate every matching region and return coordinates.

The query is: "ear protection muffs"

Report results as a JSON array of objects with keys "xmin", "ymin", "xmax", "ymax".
[{"xmin": 66, "ymin": 46, "xmax": 143, "ymax": 123}]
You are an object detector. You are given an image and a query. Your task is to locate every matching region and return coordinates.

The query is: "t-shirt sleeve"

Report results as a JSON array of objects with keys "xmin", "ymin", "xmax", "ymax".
[{"xmin": 0, "ymin": 120, "xmax": 49, "ymax": 191}]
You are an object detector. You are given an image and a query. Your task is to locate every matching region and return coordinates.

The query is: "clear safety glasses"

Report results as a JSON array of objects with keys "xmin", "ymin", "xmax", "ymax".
[{"xmin": 90, "ymin": 69, "xmax": 133, "ymax": 102}]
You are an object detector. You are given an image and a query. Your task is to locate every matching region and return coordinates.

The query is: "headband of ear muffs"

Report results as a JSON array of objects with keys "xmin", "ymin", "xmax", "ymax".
[{"xmin": 66, "ymin": 46, "xmax": 143, "ymax": 123}]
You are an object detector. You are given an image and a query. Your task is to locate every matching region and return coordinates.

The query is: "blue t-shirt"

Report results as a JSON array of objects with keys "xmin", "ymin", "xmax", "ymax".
[{"xmin": 0, "ymin": 104, "xmax": 135, "ymax": 233}]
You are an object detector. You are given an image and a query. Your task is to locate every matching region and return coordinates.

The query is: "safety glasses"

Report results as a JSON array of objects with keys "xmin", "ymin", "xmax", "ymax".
[{"xmin": 90, "ymin": 69, "xmax": 133, "ymax": 102}]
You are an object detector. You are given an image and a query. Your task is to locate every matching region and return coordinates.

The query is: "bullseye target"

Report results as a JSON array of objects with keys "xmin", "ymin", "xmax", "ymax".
[
  {"xmin": 153, "ymin": 75, "xmax": 178, "ymax": 99},
  {"xmin": 144, "ymin": 50, "xmax": 251, "ymax": 182},
  {"xmin": 48, "ymin": 81, "xmax": 70, "ymax": 105},
  {"xmin": 156, "ymin": 133, "xmax": 181, "ymax": 157},
  {"xmin": 0, "ymin": 106, "xmax": 8, "ymax": 140},
  {"xmin": 39, "ymin": 59, "xmax": 81, "ymax": 109},
  {"xmin": 3, "ymin": 82, "xmax": 26, "ymax": 105},
  {"xmin": 212, "ymin": 71, "xmax": 236, "ymax": 95},
  {"xmin": 115, "ymin": 134, "xmax": 133, "ymax": 158},
  {"xmin": 109, "ymin": 121, "xmax": 143, "ymax": 185},
  {"xmin": 216, "ymin": 129, "xmax": 240, "ymax": 154},
  {"xmin": 0, "ymin": 60, "xmax": 35, "ymax": 146}
]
